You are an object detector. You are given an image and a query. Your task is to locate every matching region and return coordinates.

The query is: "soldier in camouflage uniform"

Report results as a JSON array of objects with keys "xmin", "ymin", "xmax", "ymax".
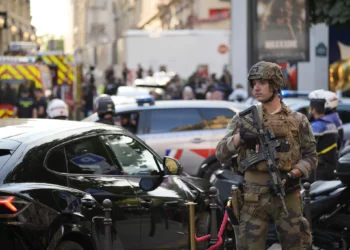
[{"xmin": 216, "ymin": 61, "xmax": 317, "ymax": 250}]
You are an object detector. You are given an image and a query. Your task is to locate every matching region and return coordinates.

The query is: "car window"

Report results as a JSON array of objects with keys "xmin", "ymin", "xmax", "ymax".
[
  {"xmin": 46, "ymin": 146, "xmax": 67, "ymax": 173},
  {"xmin": 114, "ymin": 111, "xmax": 139, "ymax": 134},
  {"xmin": 64, "ymin": 137, "xmax": 121, "ymax": 175},
  {"xmin": 199, "ymin": 108, "xmax": 235, "ymax": 129},
  {"xmin": 149, "ymin": 108, "xmax": 204, "ymax": 133},
  {"xmin": 0, "ymin": 150, "xmax": 12, "ymax": 168},
  {"xmin": 104, "ymin": 134, "xmax": 161, "ymax": 175},
  {"xmin": 337, "ymin": 104, "xmax": 350, "ymax": 124}
]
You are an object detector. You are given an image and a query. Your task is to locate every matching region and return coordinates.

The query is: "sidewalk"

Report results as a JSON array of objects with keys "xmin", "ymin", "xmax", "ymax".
[{"xmin": 267, "ymin": 243, "xmax": 319, "ymax": 249}]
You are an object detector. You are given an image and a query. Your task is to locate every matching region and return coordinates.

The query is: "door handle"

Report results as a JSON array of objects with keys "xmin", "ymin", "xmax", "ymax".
[
  {"xmin": 140, "ymin": 199, "xmax": 153, "ymax": 208},
  {"xmin": 191, "ymin": 138, "xmax": 203, "ymax": 143}
]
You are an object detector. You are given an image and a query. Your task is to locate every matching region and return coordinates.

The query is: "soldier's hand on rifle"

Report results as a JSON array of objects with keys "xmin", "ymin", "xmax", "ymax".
[
  {"xmin": 281, "ymin": 169, "xmax": 302, "ymax": 185},
  {"xmin": 239, "ymin": 124, "xmax": 260, "ymax": 151}
]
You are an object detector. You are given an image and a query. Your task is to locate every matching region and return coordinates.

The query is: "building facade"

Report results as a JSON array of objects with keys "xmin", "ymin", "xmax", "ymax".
[
  {"xmin": 0, "ymin": 0, "xmax": 36, "ymax": 55},
  {"xmin": 72, "ymin": 0, "xmax": 87, "ymax": 52},
  {"xmin": 137, "ymin": 0, "xmax": 230, "ymax": 31}
]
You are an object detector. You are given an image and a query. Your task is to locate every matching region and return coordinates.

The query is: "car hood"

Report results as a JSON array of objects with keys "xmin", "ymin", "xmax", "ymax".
[{"xmin": 179, "ymin": 175, "xmax": 212, "ymax": 194}]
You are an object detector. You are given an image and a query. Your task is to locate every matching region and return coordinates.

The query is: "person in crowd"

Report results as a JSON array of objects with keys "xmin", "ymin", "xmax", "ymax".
[
  {"xmin": 182, "ymin": 86, "xmax": 196, "ymax": 100},
  {"xmin": 34, "ymin": 87, "xmax": 48, "ymax": 118},
  {"xmin": 13, "ymin": 87, "xmax": 37, "ymax": 118},
  {"xmin": 229, "ymin": 83, "xmax": 248, "ymax": 102}
]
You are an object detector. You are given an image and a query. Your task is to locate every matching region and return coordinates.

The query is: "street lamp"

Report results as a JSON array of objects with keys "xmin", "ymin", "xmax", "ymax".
[
  {"xmin": 0, "ymin": 12, "xmax": 7, "ymax": 29},
  {"xmin": 23, "ymin": 31, "xmax": 29, "ymax": 40},
  {"xmin": 10, "ymin": 25, "xmax": 17, "ymax": 34},
  {"xmin": 30, "ymin": 34, "xmax": 36, "ymax": 41}
]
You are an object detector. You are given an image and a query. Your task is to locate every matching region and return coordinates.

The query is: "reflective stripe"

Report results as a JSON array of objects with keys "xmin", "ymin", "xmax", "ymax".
[
  {"xmin": 313, "ymin": 129, "xmax": 338, "ymax": 136},
  {"xmin": 318, "ymin": 143, "xmax": 337, "ymax": 155}
]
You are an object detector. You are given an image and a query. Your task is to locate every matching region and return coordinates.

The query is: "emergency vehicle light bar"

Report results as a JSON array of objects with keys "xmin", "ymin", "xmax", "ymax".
[
  {"xmin": 281, "ymin": 90, "xmax": 309, "ymax": 98},
  {"xmin": 136, "ymin": 96, "xmax": 155, "ymax": 106}
]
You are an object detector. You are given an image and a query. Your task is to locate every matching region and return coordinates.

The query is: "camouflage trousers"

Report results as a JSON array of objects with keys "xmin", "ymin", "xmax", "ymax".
[{"xmin": 236, "ymin": 188, "xmax": 312, "ymax": 250}]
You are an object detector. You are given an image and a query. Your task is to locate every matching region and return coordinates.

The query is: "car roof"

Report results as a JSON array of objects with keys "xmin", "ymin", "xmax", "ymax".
[
  {"xmin": 119, "ymin": 100, "xmax": 249, "ymax": 112},
  {"xmin": 0, "ymin": 119, "xmax": 124, "ymax": 142},
  {"xmin": 82, "ymin": 100, "xmax": 250, "ymax": 122},
  {"xmin": 282, "ymin": 98, "xmax": 310, "ymax": 110}
]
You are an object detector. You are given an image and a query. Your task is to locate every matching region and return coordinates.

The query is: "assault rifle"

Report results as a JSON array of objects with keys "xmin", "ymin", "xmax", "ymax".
[{"xmin": 239, "ymin": 105, "xmax": 289, "ymax": 215}]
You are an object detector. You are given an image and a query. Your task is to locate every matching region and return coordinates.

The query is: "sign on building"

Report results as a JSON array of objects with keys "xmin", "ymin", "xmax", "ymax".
[{"xmin": 250, "ymin": 0, "xmax": 310, "ymax": 63}]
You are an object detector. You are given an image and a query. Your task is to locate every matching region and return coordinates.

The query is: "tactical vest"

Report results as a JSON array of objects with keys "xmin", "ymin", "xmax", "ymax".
[{"xmin": 237, "ymin": 103, "xmax": 301, "ymax": 176}]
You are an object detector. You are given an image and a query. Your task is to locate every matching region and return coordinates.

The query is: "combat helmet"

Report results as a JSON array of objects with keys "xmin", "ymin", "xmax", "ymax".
[{"xmin": 248, "ymin": 61, "xmax": 286, "ymax": 90}]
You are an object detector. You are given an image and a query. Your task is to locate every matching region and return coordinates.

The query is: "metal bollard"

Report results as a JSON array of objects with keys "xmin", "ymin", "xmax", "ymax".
[
  {"xmin": 303, "ymin": 182, "xmax": 312, "ymax": 230},
  {"xmin": 186, "ymin": 201, "xmax": 197, "ymax": 250},
  {"xmin": 103, "ymin": 199, "xmax": 113, "ymax": 250},
  {"xmin": 209, "ymin": 186, "xmax": 218, "ymax": 246}
]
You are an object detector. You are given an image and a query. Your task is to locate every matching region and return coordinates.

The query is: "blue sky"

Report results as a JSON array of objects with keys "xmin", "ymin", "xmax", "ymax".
[{"xmin": 30, "ymin": 0, "xmax": 71, "ymax": 37}]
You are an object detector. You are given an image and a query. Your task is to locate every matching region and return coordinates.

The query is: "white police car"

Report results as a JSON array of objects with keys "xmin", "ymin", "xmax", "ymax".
[{"xmin": 83, "ymin": 96, "xmax": 250, "ymax": 178}]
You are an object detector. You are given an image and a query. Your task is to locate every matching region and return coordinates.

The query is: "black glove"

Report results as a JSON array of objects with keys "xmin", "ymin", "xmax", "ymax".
[
  {"xmin": 239, "ymin": 126, "xmax": 259, "ymax": 150},
  {"xmin": 281, "ymin": 171, "xmax": 297, "ymax": 187}
]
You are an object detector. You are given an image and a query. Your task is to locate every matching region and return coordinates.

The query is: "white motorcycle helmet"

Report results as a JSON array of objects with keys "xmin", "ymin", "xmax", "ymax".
[
  {"xmin": 47, "ymin": 99, "xmax": 69, "ymax": 119},
  {"xmin": 308, "ymin": 89, "xmax": 339, "ymax": 110}
]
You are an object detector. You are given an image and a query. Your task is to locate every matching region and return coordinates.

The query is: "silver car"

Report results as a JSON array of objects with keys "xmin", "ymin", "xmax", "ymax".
[{"xmin": 83, "ymin": 99, "xmax": 250, "ymax": 178}]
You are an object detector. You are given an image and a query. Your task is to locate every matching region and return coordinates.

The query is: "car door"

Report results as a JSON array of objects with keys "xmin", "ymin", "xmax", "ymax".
[
  {"xmin": 198, "ymin": 107, "xmax": 236, "ymax": 156},
  {"xmin": 102, "ymin": 134, "xmax": 189, "ymax": 250},
  {"xmin": 58, "ymin": 136, "xmax": 141, "ymax": 250},
  {"xmin": 141, "ymin": 108, "xmax": 212, "ymax": 176}
]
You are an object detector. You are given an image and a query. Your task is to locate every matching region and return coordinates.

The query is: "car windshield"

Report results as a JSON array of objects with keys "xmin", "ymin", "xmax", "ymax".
[{"xmin": 0, "ymin": 149, "xmax": 12, "ymax": 168}]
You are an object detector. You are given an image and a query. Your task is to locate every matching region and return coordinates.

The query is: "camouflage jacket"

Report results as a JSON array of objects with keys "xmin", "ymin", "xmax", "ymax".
[{"xmin": 215, "ymin": 103, "xmax": 318, "ymax": 177}]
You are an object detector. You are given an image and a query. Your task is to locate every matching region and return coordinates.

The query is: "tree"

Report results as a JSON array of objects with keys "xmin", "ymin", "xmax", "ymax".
[{"xmin": 310, "ymin": 0, "xmax": 350, "ymax": 27}]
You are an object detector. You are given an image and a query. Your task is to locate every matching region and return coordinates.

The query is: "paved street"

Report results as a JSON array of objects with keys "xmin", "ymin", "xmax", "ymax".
[{"xmin": 267, "ymin": 243, "xmax": 319, "ymax": 249}]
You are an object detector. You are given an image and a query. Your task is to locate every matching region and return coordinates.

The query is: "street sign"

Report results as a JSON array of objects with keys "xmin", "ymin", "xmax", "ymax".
[
  {"xmin": 316, "ymin": 42, "xmax": 327, "ymax": 57},
  {"xmin": 71, "ymin": 153, "xmax": 106, "ymax": 166}
]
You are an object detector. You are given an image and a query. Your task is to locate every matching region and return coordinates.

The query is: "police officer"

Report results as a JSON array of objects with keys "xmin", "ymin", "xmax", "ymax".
[
  {"xmin": 96, "ymin": 95, "xmax": 115, "ymax": 125},
  {"xmin": 216, "ymin": 61, "xmax": 317, "ymax": 249},
  {"xmin": 309, "ymin": 89, "xmax": 344, "ymax": 151},
  {"xmin": 13, "ymin": 87, "xmax": 37, "ymax": 118},
  {"xmin": 309, "ymin": 97, "xmax": 338, "ymax": 181},
  {"xmin": 47, "ymin": 99, "xmax": 69, "ymax": 120}
]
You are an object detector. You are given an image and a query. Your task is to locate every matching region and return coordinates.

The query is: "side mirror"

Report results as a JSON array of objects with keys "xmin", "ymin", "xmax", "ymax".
[
  {"xmin": 139, "ymin": 176, "xmax": 162, "ymax": 192},
  {"xmin": 163, "ymin": 156, "xmax": 183, "ymax": 175}
]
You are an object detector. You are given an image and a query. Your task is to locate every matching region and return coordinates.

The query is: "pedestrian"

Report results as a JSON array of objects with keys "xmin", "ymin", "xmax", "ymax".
[
  {"xmin": 216, "ymin": 61, "xmax": 316, "ymax": 249},
  {"xmin": 122, "ymin": 63, "xmax": 128, "ymax": 84},
  {"xmin": 136, "ymin": 64, "xmax": 144, "ymax": 79},
  {"xmin": 148, "ymin": 66, "xmax": 154, "ymax": 77},
  {"xmin": 229, "ymin": 83, "xmax": 248, "ymax": 102},
  {"xmin": 182, "ymin": 86, "xmax": 195, "ymax": 100},
  {"xmin": 210, "ymin": 86, "xmax": 225, "ymax": 100},
  {"xmin": 308, "ymin": 96, "xmax": 338, "ymax": 181},
  {"xmin": 95, "ymin": 95, "xmax": 115, "ymax": 125},
  {"xmin": 13, "ymin": 87, "xmax": 37, "ymax": 118},
  {"xmin": 34, "ymin": 87, "xmax": 48, "ymax": 118}
]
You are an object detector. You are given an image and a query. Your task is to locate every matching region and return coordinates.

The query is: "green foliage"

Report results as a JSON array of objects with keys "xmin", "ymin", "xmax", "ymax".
[{"xmin": 310, "ymin": 0, "xmax": 350, "ymax": 27}]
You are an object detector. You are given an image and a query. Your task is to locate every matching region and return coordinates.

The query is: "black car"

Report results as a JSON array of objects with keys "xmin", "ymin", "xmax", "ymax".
[{"xmin": 0, "ymin": 119, "xmax": 217, "ymax": 250}]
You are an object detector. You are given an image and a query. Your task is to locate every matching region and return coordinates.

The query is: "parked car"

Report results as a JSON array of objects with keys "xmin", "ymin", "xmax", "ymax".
[
  {"xmin": 0, "ymin": 119, "xmax": 218, "ymax": 250},
  {"xmin": 83, "ymin": 99, "xmax": 250, "ymax": 179}
]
